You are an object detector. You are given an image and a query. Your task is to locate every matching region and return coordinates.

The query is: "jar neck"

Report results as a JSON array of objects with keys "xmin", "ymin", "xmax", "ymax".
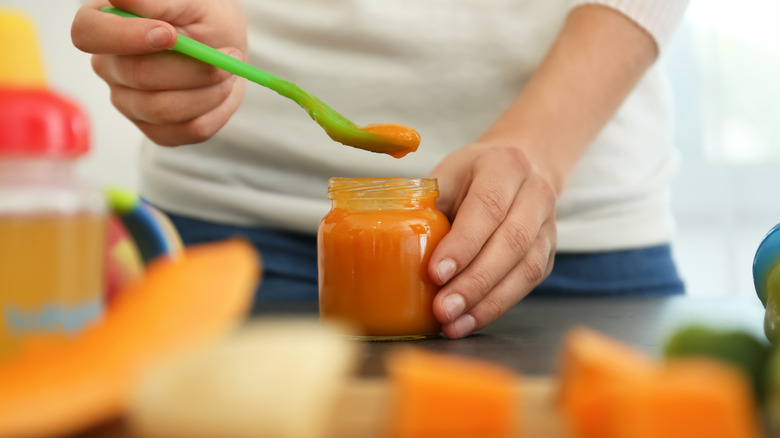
[
  {"xmin": 328, "ymin": 177, "xmax": 440, "ymax": 210},
  {"xmin": 332, "ymin": 197, "xmax": 438, "ymax": 210}
]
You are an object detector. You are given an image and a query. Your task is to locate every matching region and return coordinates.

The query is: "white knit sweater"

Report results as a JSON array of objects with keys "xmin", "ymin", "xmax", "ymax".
[{"xmin": 139, "ymin": 0, "xmax": 688, "ymax": 252}]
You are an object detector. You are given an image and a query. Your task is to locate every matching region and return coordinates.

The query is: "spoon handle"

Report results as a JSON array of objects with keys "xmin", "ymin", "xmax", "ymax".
[
  {"xmin": 100, "ymin": 7, "xmax": 306, "ymax": 105},
  {"xmin": 96, "ymin": 6, "xmax": 415, "ymax": 151},
  {"xmin": 175, "ymin": 34, "xmax": 283, "ymax": 88}
]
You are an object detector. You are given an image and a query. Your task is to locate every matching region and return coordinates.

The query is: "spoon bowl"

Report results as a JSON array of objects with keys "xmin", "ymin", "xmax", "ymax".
[{"xmin": 101, "ymin": 7, "xmax": 420, "ymax": 158}]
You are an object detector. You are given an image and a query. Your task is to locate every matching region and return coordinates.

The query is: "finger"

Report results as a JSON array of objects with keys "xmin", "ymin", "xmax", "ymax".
[
  {"xmin": 432, "ymin": 175, "xmax": 555, "ymax": 324},
  {"xmin": 111, "ymin": 76, "xmax": 238, "ymax": 125},
  {"xmin": 72, "ymin": 1, "xmax": 176, "ymax": 55},
  {"xmin": 441, "ymin": 220, "xmax": 556, "ymax": 339},
  {"xmin": 133, "ymin": 77, "xmax": 246, "ymax": 146},
  {"xmin": 109, "ymin": 0, "xmax": 208, "ymax": 26},
  {"xmin": 91, "ymin": 48, "xmax": 239, "ymax": 90},
  {"xmin": 111, "ymin": 0, "xmax": 247, "ymax": 50},
  {"xmin": 428, "ymin": 147, "xmax": 530, "ymax": 286}
]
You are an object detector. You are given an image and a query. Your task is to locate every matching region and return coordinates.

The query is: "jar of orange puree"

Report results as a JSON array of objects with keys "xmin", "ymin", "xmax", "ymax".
[{"xmin": 318, "ymin": 177, "xmax": 451, "ymax": 340}]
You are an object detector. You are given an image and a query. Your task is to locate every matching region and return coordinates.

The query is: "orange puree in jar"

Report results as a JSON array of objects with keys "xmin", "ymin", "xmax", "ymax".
[{"xmin": 318, "ymin": 177, "xmax": 450, "ymax": 340}]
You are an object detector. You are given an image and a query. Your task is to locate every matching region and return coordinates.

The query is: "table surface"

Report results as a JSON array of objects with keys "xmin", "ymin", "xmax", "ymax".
[{"xmin": 255, "ymin": 295, "xmax": 767, "ymax": 377}]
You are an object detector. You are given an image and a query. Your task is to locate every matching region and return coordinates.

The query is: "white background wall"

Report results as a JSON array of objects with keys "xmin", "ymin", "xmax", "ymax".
[
  {"xmin": 4, "ymin": 0, "xmax": 780, "ymax": 298},
  {"xmin": 664, "ymin": 3, "xmax": 780, "ymax": 298}
]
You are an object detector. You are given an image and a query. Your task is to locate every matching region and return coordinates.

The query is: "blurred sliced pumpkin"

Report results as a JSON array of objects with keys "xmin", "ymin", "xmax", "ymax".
[
  {"xmin": 557, "ymin": 327, "xmax": 660, "ymax": 438},
  {"xmin": 386, "ymin": 348, "xmax": 518, "ymax": 438},
  {"xmin": 613, "ymin": 359, "xmax": 762, "ymax": 438},
  {"xmin": 558, "ymin": 327, "xmax": 763, "ymax": 438},
  {"xmin": 0, "ymin": 238, "xmax": 261, "ymax": 438}
]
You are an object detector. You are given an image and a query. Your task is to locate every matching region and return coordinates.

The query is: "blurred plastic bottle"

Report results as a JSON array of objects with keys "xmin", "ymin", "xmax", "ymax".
[{"xmin": 0, "ymin": 9, "xmax": 106, "ymax": 359}]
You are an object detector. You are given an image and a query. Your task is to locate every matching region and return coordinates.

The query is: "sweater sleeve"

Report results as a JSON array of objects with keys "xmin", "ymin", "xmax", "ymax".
[{"xmin": 571, "ymin": 0, "xmax": 690, "ymax": 51}]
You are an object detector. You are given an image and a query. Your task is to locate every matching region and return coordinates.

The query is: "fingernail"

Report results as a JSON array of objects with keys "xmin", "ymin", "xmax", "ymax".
[
  {"xmin": 436, "ymin": 258, "xmax": 457, "ymax": 284},
  {"xmin": 451, "ymin": 314, "xmax": 476, "ymax": 338},
  {"xmin": 442, "ymin": 293, "xmax": 466, "ymax": 321},
  {"xmin": 147, "ymin": 27, "xmax": 172, "ymax": 49}
]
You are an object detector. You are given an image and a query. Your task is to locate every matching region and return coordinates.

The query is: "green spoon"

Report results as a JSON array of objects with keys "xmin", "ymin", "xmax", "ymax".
[{"xmin": 100, "ymin": 7, "xmax": 419, "ymax": 158}]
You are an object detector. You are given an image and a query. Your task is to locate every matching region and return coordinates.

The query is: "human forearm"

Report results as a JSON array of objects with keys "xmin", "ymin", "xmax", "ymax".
[
  {"xmin": 427, "ymin": 4, "xmax": 667, "ymax": 338},
  {"xmin": 478, "ymin": 4, "xmax": 658, "ymax": 194}
]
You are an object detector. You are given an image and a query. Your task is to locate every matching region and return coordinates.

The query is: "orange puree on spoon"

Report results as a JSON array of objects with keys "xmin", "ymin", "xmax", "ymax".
[{"xmin": 356, "ymin": 123, "xmax": 421, "ymax": 158}]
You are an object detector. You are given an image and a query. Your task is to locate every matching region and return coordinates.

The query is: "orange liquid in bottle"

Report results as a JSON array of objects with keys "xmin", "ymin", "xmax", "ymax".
[
  {"xmin": 0, "ymin": 213, "xmax": 105, "ymax": 358},
  {"xmin": 318, "ymin": 178, "xmax": 450, "ymax": 340},
  {"xmin": 0, "ymin": 8, "xmax": 106, "ymax": 359}
]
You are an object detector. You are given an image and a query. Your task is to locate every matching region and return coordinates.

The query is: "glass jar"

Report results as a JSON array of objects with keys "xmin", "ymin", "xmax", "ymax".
[
  {"xmin": 0, "ymin": 9, "xmax": 106, "ymax": 358},
  {"xmin": 318, "ymin": 177, "xmax": 451, "ymax": 340},
  {"xmin": 0, "ymin": 158, "xmax": 106, "ymax": 359}
]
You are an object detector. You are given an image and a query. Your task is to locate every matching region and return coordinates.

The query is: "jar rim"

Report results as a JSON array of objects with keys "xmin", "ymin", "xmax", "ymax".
[{"xmin": 328, "ymin": 177, "xmax": 439, "ymax": 199}]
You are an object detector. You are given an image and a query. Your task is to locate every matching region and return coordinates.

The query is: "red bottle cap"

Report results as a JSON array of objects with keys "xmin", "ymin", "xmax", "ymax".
[
  {"xmin": 0, "ymin": 9, "xmax": 90, "ymax": 159},
  {"xmin": 0, "ymin": 88, "xmax": 90, "ymax": 158}
]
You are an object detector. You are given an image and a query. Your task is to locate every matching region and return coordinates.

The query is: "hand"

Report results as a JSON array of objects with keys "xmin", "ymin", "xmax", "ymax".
[
  {"xmin": 425, "ymin": 4, "xmax": 661, "ymax": 339},
  {"xmin": 428, "ymin": 142, "xmax": 558, "ymax": 339},
  {"xmin": 71, "ymin": 0, "xmax": 247, "ymax": 146}
]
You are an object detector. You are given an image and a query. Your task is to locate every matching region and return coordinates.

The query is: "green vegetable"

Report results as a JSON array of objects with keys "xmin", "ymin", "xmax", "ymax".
[
  {"xmin": 765, "ymin": 347, "xmax": 780, "ymax": 436},
  {"xmin": 764, "ymin": 264, "xmax": 780, "ymax": 343}
]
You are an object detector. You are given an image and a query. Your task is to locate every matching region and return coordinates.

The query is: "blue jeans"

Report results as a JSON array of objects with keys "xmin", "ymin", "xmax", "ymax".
[{"xmin": 163, "ymin": 212, "xmax": 684, "ymax": 309}]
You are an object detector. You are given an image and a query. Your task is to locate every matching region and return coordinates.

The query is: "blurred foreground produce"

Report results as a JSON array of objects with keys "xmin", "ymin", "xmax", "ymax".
[
  {"xmin": 765, "ymin": 348, "xmax": 780, "ymax": 436},
  {"xmin": 615, "ymin": 359, "xmax": 762, "ymax": 438},
  {"xmin": 558, "ymin": 328, "xmax": 660, "ymax": 438},
  {"xmin": 386, "ymin": 348, "xmax": 518, "ymax": 438},
  {"xmin": 557, "ymin": 327, "xmax": 762, "ymax": 438},
  {"xmin": 0, "ymin": 239, "xmax": 260, "ymax": 438},
  {"xmin": 664, "ymin": 325, "xmax": 771, "ymax": 402},
  {"xmin": 127, "ymin": 319, "xmax": 360, "ymax": 438}
]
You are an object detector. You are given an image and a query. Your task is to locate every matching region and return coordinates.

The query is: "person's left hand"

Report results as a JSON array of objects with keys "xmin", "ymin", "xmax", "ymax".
[{"xmin": 428, "ymin": 141, "xmax": 558, "ymax": 339}]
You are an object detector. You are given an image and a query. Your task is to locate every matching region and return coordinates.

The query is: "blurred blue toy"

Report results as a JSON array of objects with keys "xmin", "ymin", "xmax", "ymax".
[
  {"xmin": 105, "ymin": 187, "xmax": 183, "ymax": 265},
  {"xmin": 753, "ymin": 223, "xmax": 780, "ymax": 343}
]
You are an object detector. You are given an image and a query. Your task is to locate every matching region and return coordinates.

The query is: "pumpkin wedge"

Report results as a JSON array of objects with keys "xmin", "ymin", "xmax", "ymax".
[
  {"xmin": 0, "ymin": 238, "xmax": 261, "ymax": 438},
  {"xmin": 557, "ymin": 327, "xmax": 660, "ymax": 438},
  {"xmin": 614, "ymin": 359, "xmax": 763, "ymax": 438},
  {"xmin": 386, "ymin": 347, "xmax": 518, "ymax": 438}
]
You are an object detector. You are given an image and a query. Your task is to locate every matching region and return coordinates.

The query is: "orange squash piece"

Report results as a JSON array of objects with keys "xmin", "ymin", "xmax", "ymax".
[
  {"xmin": 386, "ymin": 347, "xmax": 518, "ymax": 438},
  {"xmin": 557, "ymin": 327, "xmax": 660, "ymax": 438},
  {"xmin": 0, "ymin": 239, "xmax": 260, "ymax": 438},
  {"xmin": 613, "ymin": 359, "xmax": 763, "ymax": 438}
]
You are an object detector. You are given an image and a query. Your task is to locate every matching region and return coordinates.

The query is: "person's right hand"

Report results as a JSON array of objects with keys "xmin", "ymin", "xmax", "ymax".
[{"xmin": 71, "ymin": 0, "xmax": 247, "ymax": 146}]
